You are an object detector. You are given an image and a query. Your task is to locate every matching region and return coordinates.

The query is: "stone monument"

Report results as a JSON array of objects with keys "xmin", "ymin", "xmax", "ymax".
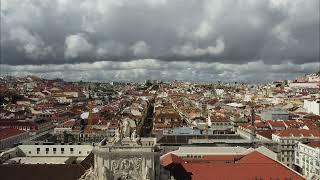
[{"xmin": 81, "ymin": 118, "xmax": 160, "ymax": 180}]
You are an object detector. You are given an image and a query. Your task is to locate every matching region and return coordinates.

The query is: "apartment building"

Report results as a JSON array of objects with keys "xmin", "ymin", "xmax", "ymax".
[
  {"xmin": 294, "ymin": 141, "xmax": 320, "ymax": 179},
  {"xmin": 272, "ymin": 129, "xmax": 320, "ymax": 168}
]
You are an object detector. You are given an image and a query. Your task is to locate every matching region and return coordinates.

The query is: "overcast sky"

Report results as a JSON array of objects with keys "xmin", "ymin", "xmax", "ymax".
[{"xmin": 0, "ymin": 0, "xmax": 319, "ymax": 82}]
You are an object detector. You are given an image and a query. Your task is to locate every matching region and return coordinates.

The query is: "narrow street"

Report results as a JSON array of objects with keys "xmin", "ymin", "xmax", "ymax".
[{"xmin": 139, "ymin": 100, "xmax": 155, "ymax": 137}]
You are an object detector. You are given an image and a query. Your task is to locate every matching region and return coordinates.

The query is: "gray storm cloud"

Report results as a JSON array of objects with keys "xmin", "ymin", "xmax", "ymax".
[
  {"xmin": 0, "ymin": 0, "xmax": 319, "ymax": 81},
  {"xmin": 1, "ymin": 60, "xmax": 319, "ymax": 82}
]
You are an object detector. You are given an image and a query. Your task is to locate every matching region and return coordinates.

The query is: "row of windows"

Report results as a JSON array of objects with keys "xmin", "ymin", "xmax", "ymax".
[
  {"xmin": 282, "ymin": 151, "xmax": 293, "ymax": 155},
  {"xmin": 185, "ymin": 154, "xmax": 202, "ymax": 159},
  {"xmin": 213, "ymin": 122, "xmax": 231, "ymax": 126},
  {"xmin": 280, "ymin": 139, "xmax": 296, "ymax": 144},
  {"xmin": 303, "ymin": 166, "xmax": 320, "ymax": 176},
  {"xmin": 34, "ymin": 147, "xmax": 90, "ymax": 155},
  {"xmin": 281, "ymin": 157, "xmax": 293, "ymax": 162}
]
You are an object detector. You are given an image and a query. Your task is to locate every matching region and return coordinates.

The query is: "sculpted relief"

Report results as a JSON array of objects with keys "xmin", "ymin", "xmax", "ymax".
[{"xmin": 111, "ymin": 157, "xmax": 143, "ymax": 180}]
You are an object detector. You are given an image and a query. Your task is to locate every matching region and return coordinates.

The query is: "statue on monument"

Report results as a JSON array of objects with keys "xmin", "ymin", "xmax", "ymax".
[
  {"xmin": 112, "ymin": 126, "xmax": 121, "ymax": 143},
  {"xmin": 112, "ymin": 118, "xmax": 140, "ymax": 144},
  {"xmin": 122, "ymin": 118, "xmax": 131, "ymax": 138},
  {"xmin": 130, "ymin": 129, "xmax": 140, "ymax": 142}
]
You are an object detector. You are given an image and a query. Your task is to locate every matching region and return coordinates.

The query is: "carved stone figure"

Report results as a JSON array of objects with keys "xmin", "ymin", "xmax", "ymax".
[
  {"xmin": 131, "ymin": 129, "xmax": 140, "ymax": 141},
  {"xmin": 122, "ymin": 119, "xmax": 130, "ymax": 138},
  {"xmin": 112, "ymin": 126, "xmax": 121, "ymax": 143}
]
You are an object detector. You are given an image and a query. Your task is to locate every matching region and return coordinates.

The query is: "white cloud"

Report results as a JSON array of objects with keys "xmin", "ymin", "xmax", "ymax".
[
  {"xmin": 130, "ymin": 41, "xmax": 150, "ymax": 56},
  {"xmin": 172, "ymin": 37, "xmax": 225, "ymax": 56},
  {"xmin": 193, "ymin": 21, "xmax": 212, "ymax": 39},
  {"xmin": 64, "ymin": 33, "xmax": 93, "ymax": 59}
]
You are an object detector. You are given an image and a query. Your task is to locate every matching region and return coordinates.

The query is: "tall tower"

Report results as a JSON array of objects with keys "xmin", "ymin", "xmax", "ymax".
[
  {"xmin": 250, "ymin": 107, "xmax": 256, "ymax": 145},
  {"xmin": 85, "ymin": 87, "xmax": 93, "ymax": 133}
]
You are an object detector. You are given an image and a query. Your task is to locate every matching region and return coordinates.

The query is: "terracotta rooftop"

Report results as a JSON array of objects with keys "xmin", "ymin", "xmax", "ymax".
[
  {"xmin": 267, "ymin": 120, "xmax": 287, "ymax": 128},
  {"xmin": 304, "ymin": 141, "xmax": 320, "ymax": 148},
  {"xmin": 161, "ymin": 151, "xmax": 305, "ymax": 180},
  {"xmin": 274, "ymin": 129, "xmax": 320, "ymax": 137},
  {"xmin": 257, "ymin": 130, "xmax": 276, "ymax": 139},
  {"xmin": 0, "ymin": 128, "xmax": 26, "ymax": 140}
]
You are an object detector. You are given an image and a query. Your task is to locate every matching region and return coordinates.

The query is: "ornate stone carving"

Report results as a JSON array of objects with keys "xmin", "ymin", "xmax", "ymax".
[
  {"xmin": 112, "ymin": 157, "xmax": 142, "ymax": 172},
  {"xmin": 110, "ymin": 157, "xmax": 143, "ymax": 179}
]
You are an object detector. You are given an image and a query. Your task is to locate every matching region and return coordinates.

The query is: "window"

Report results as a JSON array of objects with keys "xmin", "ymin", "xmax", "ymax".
[
  {"xmin": 28, "ymin": 151, "xmax": 31, "ymax": 154},
  {"xmin": 61, "ymin": 148, "xmax": 64, "ymax": 154},
  {"xmin": 70, "ymin": 148, "xmax": 74, "ymax": 154},
  {"xmin": 79, "ymin": 151, "xmax": 81, "ymax": 154}
]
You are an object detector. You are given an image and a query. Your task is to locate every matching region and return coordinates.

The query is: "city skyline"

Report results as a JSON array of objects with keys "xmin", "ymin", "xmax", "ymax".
[{"xmin": 1, "ymin": 0, "xmax": 319, "ymax": 82}]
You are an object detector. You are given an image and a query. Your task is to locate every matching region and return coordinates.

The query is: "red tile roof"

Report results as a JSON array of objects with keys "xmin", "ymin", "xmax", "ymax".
[
  {"xmin": 304, "ymin": 141, "xmax": 320, "ymax": 148},
  {"xmin": 274, "ymin": 129, "xmax": 320, "ymax": 137},
  {"xmin": 257, "ymin": 130, "xmax": 276, "ymax": 139},
  {"xmin": 255, "ymin": 122, "xmax": 269, "ymax": 128},
  {"xmin": 160, "ymin": 153, "xmax": 184, "ymax": 167},
  {"xmin": 161, "ymin": 151, "xmax": 305, "ymax": 180},
  {"xmin": 267, "ymin": 120, "xmax": 287, "ymax": 128},
  {"xmin": 284, "ymin": 120, "xmax": 305, "ymax": 129},
  {"xmin": 0, "ymin": 128, "xmax": 26, "ymax": 140}
]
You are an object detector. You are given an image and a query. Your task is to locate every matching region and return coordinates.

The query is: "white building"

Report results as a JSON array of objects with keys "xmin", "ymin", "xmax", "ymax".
[
  {"xmin": 294, "ymin": 141, "xmax": 320, "ymax": 180},
  {"xmin": 303, "ymin": 99, "xmax": 320, "ymax": 115},
  {"xmin": 215, "ymin": 88, "xmax": 225, "ymax": 96},
  {"xmin": 169, "ymin": 146, "xmax": 277, "ymax": 161},
  {"xmin": 272, "ymin": 129, "xmax": 320, "ymax": 168},
  {"xmin": 289, "ymin": 82, "xmax": 319, "ymax": 89},
  {"xmin": 306, "ymin": 74, "xmax": 320, "ymax": 82},
  {"xmin": 0, "ymin": 144, "xmax": 93, "ymax": 164},
  {"xmin": 55, "ymin": 96, "xmax": 73, "ymax": 104}
]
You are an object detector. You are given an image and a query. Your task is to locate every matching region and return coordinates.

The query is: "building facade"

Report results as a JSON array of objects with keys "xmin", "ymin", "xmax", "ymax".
[
  {"xmin": 272, "ymin": 130, "xmax": 320, "ymax": 168},
  {"xmin": 303, "ymin": 99, "xmax": 320, "ymax": 115},
  {"xmin": 261, "ymin": 108, "xmax": 289, "ymax": 120},
  {"xmin": 294, "ymin": 141, "xmax": 320, "ymax": 180}
]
